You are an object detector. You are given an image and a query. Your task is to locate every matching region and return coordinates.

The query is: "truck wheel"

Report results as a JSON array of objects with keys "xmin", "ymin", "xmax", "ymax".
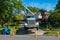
[
  {"xmin": 24, "ymin": 27, "xmax": 28, "ymax": 30},
  {"xmin": 36, "ymin": 27, "xmax": 39, "ymax": 30}
]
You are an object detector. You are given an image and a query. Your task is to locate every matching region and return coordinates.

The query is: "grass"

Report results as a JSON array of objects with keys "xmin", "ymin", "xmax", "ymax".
[
  {"xmin": 40, "ymin": 25, "xmax": 60, "ymax": 35},
  {"xmin": 0, "ymin": 28, "xmax": 3, "ymax": 30},
  {"xmin": 0, "ymin": 24, "xmax": 21, "ymax": 33},
  {"xmin": 44, "ymin": 30, "xmax": 60, "ymax": 35}
]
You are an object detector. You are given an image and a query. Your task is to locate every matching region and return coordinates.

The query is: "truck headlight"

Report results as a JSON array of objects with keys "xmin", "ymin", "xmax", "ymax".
[
  {"xmin": 35, "ymin": 22, "xmax": 39, "ymax": 25},
  {"xmin": 38, "ymin": 15, "xmax": 42, "ymax": 19},
  {"xmin": 25, "ymin": 23, "xmax": 27, "ymax": 25}
]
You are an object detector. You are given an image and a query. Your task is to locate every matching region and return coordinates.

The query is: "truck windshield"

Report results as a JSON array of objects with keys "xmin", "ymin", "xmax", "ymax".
[{"xmin": 27, "ymin": 16, "xmax": 35, "ymax": 18}]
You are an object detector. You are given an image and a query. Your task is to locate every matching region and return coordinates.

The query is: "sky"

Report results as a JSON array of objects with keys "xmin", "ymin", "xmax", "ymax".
[{"xmin": 22, "ymin": 0, "xmax": 58, "ymax": 11}]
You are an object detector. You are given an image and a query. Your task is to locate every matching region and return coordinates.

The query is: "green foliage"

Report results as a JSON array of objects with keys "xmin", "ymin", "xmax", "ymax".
[
  {"xmin": 55, "ymin": 0, "xmax": 60, "ymax": 13},
  {"xmin": 39, "ymin": 24, "xmax": 46, "ymax": 30},
  {"xmin": 0, "ymin": 0, "xmax": 23, "ymax": 25},
  {"xmin": 49, "ymin": 0, "xmax": 60, "ymax": 29},
  {"xmin": 0, "ymin": 0, "xmax": 12, "ymax": 24},
  {"xmin": 28, "ymin": 6, "xmax": 39, "ymax": 12},
  {"xmin": 49, "ymin": 0, "xmax": 60, "ymax": 28},
  {"xmin": 49, "ymin": 0, "xmax": 60, "ymax": 24},
  {"xmin": 44, "ymin": 30, "xmax": 60, "ymax": 35},
  {"xmin": 12, "ymin": 0, "xmax": 23, "ymax": 14},
  {"xmin": 14, "ymin": 15, "xmax": 24, "ymax": 20},
  {"xmin": 39, "ymin": 9, "xmax": 47, "ymax": 12},
  {"xmin": 50, "ymin": 0, "xmax": 60, "ymax": 23},
  {"xmin": 49, "ymin": 10, "xmax": 60, "ymax": 28}
]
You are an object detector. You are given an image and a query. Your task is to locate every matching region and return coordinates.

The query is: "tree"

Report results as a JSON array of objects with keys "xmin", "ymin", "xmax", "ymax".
[
  {"xmin": 28, "ymin": 6, "xmax": 39, "ymax": 13},
  {"xmin": 12, "ymin": 0, "xmax": 23, "ymax": 14},
  {"xmin": 49, "ymin": 10, "xmax": 60, "ymax": 28},
  {"xmin": 0, "ymin": 0, "xmax": 12, "ymax": 25},
  {"xmin": 55, "ymin": 0, "xmax": 60, "ymax": 13},
  {"xmin": 48, "ymin": 0, "xmax": 60, "ymax": 28},
  {"xmin": 0, "ymin": 0, "xmax": 23, "ymax": 25},
  {"xmin": 55, "ymin": 0, "xmax": 60, "ymax": 23},
  {"xmin": 38, "ymin": 9, "xmax": 47, "ymax": 14}
]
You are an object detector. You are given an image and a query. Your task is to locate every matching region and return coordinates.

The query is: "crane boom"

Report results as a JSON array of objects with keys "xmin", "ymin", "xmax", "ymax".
[{"xmin": 23, "ymin": 5, "xmax": 33, "ymax": 15}]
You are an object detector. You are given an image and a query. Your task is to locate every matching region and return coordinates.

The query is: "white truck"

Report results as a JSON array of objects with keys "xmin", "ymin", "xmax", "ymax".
[
  {"xmin": 24, "ymin": 15, "xmax": 39, "ymax": 30},
  {"xmin": 22, "ymin": 5, "xmax": 42, "ymax": 30}
]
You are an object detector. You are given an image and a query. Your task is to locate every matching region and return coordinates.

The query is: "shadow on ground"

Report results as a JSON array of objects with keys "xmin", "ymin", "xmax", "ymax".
[{"xmin": 16, "ymin": 27, "xmax": 34, "ymax": 35}]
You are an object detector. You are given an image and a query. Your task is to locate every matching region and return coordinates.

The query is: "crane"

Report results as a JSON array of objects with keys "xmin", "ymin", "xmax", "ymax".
[{"xmin": 22, "ymin": 5, "xmax": 39, "ymax": 30}]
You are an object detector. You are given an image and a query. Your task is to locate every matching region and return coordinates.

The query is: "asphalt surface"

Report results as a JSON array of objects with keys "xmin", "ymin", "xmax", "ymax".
[
  {"xmin": 16, "ymin": 27, "xmax": 44, "ymax": 35},
  {"xmin": 0, "ymin": 27, "xmax": 60, "ymax": 40},
  {"xmin": 0, "ymin": 35, "xmax": 60, "ymax": 40}
]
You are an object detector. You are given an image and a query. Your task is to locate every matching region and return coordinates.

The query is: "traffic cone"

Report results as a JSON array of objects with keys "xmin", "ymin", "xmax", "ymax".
[
  {"xmin": 55, "ymin": 32, "xmax": 59, "ymax": 38},
  {"xmin": 11, "ymin": 31, "xmax": 15, "ymax": 38},
  {"xmin": 34, "ymin": 31, "xmax": 38, "ymax": 38}
]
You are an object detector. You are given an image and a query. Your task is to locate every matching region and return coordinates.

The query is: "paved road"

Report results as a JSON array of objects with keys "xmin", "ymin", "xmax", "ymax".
[
  {"xmin": 0, "ymin": 35, "xmax": 60, "ymax": 40},
  {"xmin": 0, "ymin": 27, "xmax": 59, "ymax": 40},
  {"xmin": 16, "ymin": 27, "xmax": 44, "ymax": 35}
]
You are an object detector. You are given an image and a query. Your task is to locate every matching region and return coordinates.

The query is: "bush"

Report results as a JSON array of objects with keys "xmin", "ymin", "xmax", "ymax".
[{"xmin": 39, "ymin": 24, "xmax": 46, "ymax": 29}]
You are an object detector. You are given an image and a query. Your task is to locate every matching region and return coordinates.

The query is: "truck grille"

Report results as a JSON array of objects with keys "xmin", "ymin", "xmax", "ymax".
[{"xmin": 28, "ymin": 20, "xmax": 35, "ymax": 25}]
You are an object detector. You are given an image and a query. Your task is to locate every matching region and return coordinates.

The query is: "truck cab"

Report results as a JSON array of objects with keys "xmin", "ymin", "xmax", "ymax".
[
  {"xmin": 24, "ymin": 15, "xmax": 39, "ymax": 30},
  {"xmin": 22, "ymin": 5, "xmax": 39, "ymax": 30}
]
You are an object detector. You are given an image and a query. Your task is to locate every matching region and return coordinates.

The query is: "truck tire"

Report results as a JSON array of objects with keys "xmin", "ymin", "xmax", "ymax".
[
  {"xmin": 36, "ymin": 27, "xmax": 39, "ymax": 30},
  {"xmin": 24, "ymin": 27, "xmax": 28, "ymax": 30}
]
